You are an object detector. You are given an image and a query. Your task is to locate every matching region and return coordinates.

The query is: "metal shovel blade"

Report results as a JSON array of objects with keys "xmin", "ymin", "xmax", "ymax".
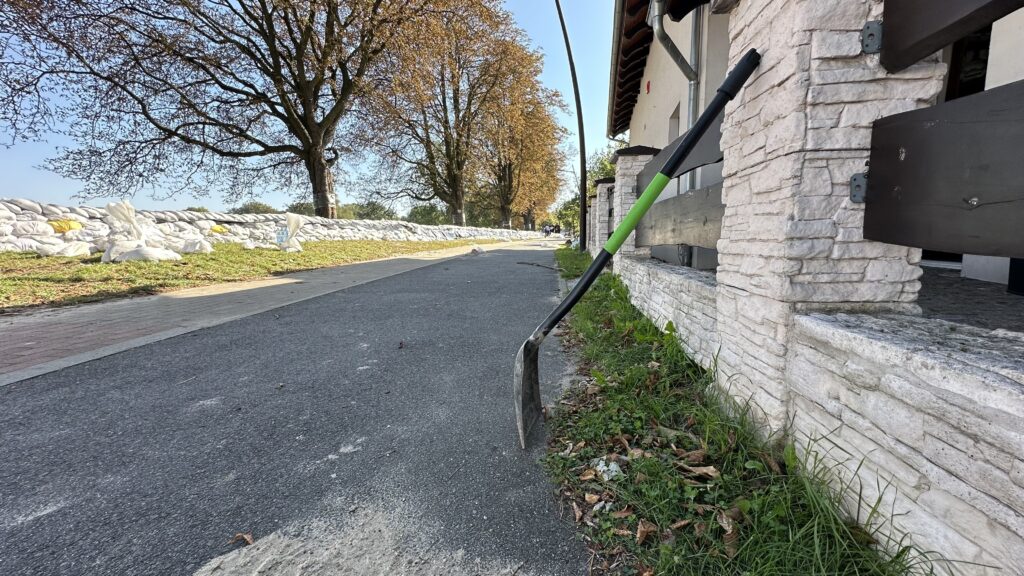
[{"xmin": 514, "ymin": 338, "xmax": 542, "ymax": 449}]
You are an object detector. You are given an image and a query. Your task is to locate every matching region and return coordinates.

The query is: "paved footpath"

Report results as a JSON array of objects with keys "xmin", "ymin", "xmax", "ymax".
[
  {"xmin": 1, "ymin": 242, "xmax": 529, "ymax": 387},
  {"xmin": 0, "ymin": 241, "xmax": 586, "ymax": 575}
]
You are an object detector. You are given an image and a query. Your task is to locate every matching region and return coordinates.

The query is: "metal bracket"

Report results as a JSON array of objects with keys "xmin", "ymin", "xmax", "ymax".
[
  {"xmin": 850, "ymin": 173, "xmax": 868, "ymax": 203},
  {"xmin": 861, "ymin": 21, "xmax": 883, "ymax": 54}
]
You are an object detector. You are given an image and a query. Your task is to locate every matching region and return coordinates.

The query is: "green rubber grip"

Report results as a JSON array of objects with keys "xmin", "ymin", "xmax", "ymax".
[{"xmin": 603, "ymin": 172, "xmax": 671, "ymax": 254}]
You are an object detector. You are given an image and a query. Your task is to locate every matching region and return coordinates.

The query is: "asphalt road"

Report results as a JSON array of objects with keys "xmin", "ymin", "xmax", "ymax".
[{"xmin": 0, "ymin": 245, "xmax": 587, "ymax": 575}]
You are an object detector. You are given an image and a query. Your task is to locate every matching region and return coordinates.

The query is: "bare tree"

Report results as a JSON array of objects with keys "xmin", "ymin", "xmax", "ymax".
[{"xmin": 0, "ymin": 0, "xmax": 441, "ymax": 218}]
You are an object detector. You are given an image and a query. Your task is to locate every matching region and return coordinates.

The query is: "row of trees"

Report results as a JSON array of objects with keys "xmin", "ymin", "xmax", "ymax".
[{"xmin": 0, "ymin": 0, "xmax": 567, "ymax": 227}]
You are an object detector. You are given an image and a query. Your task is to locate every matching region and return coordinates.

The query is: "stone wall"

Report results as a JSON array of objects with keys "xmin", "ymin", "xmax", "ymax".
[
  {"xmin": 711, "ymin": 0, "xmax": 946, "ymax": 426},
  {"xmin": 789, "ymin": 313, "xmax": 1024, "ymax": 574},
  {"xmin": 616, "ymin": 256, "xmax": 719, "ymax": 368},
  {"xmin": 0, "ymin": 198, "xmax": 540, "ymax": 257},
  {"xmin": 605, "ymin": 0, "xmax": 1024, "ymax": 571}
]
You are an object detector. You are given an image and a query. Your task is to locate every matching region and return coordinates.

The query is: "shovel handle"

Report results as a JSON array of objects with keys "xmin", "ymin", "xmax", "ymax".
[{"xmin": 530, "ymin": 49, "xmax": 761, "ymax": 344}]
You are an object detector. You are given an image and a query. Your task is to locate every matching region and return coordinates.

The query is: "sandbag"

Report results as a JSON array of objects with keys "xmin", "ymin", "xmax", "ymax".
[
  {"xmin": 209, "ymin": 224, "xmax": 229, "ymax": 234},
  {"xmin": 105, "ymin": 200, "xmax": 146, "ymax": 241},
  {"xmin": 36, "ymin": 241, "xmax": 91, "ymax": 258},
  {"xmin": 180, "ymin": 238, "xmax": 214, "ymax": 254},
  {"xmin": 277, "ymin": 213, "xmax": 303, "ymax": 252},
  {"xmin": 47, "ymin": 219, "xmax": 83, "ymax": 234},
  {"xmin": 11, "ymin": 221, "xmax": 54, "ymax": 236},
  {"xmin": 101, "ymin": 239, "xmax": 146, "ymax": 263},
  {"xmin": 114, "ymin": 246, "xmax": 181, "ymax": 262}
]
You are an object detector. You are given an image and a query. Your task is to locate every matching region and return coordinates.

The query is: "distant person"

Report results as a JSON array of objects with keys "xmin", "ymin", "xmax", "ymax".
[{"xmin": 554, "ymin": 225, "xmax": 561, "ymax": 235}]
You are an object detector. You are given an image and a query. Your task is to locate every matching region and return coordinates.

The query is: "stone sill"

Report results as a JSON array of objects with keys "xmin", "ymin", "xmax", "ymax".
[{"xmin": 795, "ymin": 313, "xmax": 1024, "ymax": 412}]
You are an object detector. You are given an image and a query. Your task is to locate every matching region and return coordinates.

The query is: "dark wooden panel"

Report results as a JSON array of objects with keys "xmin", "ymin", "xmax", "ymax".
[
  {"xmin": 881, "ymin": 0, "xmax": 1024, "ymax": 73},
  {"xmin": 863, "ymin": 79, "xmax": 1024, "ymax": 258},
  {"xmin": 1009, "ymin": 259, "xmax": 1024, "ymax": 296},
  {"xmin": 635, "ymin": 184, "xmax": 723, "ymax": 249},
  {"xmin": 635, "ymin": 112, "xmax": 724, "ymax": 196}
]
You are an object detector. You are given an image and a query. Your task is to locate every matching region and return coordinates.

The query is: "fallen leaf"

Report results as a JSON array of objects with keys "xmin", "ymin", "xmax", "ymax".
[
  {"xmin": 228, "ymin": 532, "xmax": 254, "ymax": 546},
  {"xmin": 613, "ymin": 527, "xmax": 632, "ymax": 537},
  {"xmin": 628, "ymin": 447, "xmax": 644, "ymax": 459},
  {"xmin": 636, "ymin": 519, "xmax": 658, "ymax": 545},
  {"xmin": 724, "ymin": 530, "xmax": 739, "ymax": 558},
  {"xmin": 646, "ymin": 361, "xmax": 661, "ymax": 370},
  {"xmin": 673, "ymin": 448, "xmax": 706, "ymax": 463},
  {"xmin": 677, "ymin": 463, "xmax": 721, "ymax": 479},
  {"xmin": 584, "ymin": 493, "xmax": 600, "ymax": 505},
  {"xmin": 716, "ymin": 509, "xmax": 734, "ymax": 534},
  {"xmin": 640, "ymin": 568, "xmax": 655, "ymax": 576},
  {"xmin": 573, "ymin": 440, "xmax": 585, "ymax": 452},
  {"xmin": 669, "ymin": 519, "xmax": 692, "ymax": 530},
  {"xmin": 579, "ymin": 469, "xmax": 597, "ymax": 481},
  {"xmin": 611, "ymin": 507, "xmax": 634, "ymax": 519},
  {"xmin": 572, "ymin": 501, "xmax": 583, "ymax": 523},
  {"xmin": 585, "ymin": 385, "xmax": 600, "ymax": 395}
]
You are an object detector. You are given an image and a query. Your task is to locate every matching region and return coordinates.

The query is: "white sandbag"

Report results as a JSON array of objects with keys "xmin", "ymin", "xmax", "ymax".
[
  {"xmin": 0, "ymin": 224, "xmax": 11, "ymax": 236},
  {"xmin": 105, "ymin": 200, "xmax": 146, "ymax": 240},
  {"xmin": 0, "ymin": 208, "xmax": 14, "ymax": 221},
  {"xmin": 114, "ymin": 246, "xmax": 181, "ymax": 262},
  {"xmin": 35, "ymin": 241, "xmax": 91, "ymax": 258},
  {"xmin": 101, "ymin": 239, "xmax": 146, "ymax": 263},
  {"xmin": 180, "ymin": 238, "xmax": 213, "ymax": 254},
  {"xmin": 9, "ymin": 198, "xmax": 42, "ymax": 214},
  {"xmin": 56, "ymin": 241, "xmax": 92, "ymax": 257},
  {"xmin": 277, "ymin": 212, "xmax": 303, "ymax": 252},
  {"xmin": 8, "ymin": 237, "xmax": 41, "ymax": 252},
  {"xmin": 11, "ymin": 220, "xmax": 54, "ymax": 236}
]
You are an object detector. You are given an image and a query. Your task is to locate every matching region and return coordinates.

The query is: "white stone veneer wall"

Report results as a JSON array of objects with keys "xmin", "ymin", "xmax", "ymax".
[
  {"xmin": 608, "ymin": 0, "xmax": 1024, "ymax": 571},
  {"xmin": 591, "ymin": 182, "xmax": 615, "ymax": 258},
  {"xmin": 713, "ymin": 0, "xmax": 946, "ymax": 426},
  {"xmin": 790, "ymin": 314, "xmax": 1024, "ymax": 574},
  {"xmin": 616, "ymin": 256, "xmax": 719, "ymax": 368}
]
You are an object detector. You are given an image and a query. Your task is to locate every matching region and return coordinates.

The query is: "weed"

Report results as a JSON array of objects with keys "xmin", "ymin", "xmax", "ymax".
[
  {"xmin": 546, "ymin": 274, "xmax": 942, "ymax": 575},
  {"xmin": 554, "ymin": 247, "xmax": 593, "ymax": 279}
]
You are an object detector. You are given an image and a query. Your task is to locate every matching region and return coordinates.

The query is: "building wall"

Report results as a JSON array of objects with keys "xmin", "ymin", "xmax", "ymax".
[
  {"xmin": 606, "ymin": 1, "xmax": 1024, "ymax": 572},
  {"xmin": 961, "ymin": 7, "xmax": 1024, "ymax": 285}
]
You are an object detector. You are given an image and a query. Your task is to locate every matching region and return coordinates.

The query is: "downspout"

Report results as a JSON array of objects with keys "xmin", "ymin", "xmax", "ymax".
[{"xmin": 650, "ymin": 0, "xmax": 702, "ymax": 191}]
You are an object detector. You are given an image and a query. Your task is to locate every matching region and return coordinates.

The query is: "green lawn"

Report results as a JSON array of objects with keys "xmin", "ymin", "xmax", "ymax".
[
  {"xmin": 554, "ymin": 246, "xmax": 593, "ymax": 278},
  {"xmin": 0, "ymin": 239, "xmax": 491, "ymax": 311},
  {"xmin": 545, "ymin": 273, "xmax": 940, "ymax": 575}
]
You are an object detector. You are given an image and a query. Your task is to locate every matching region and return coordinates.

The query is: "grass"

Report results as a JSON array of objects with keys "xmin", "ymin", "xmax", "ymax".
[
  {"xmin": 0, "ymin": 239, "xmax": 492, "ymax": 312},
  {"xmin": 554, "ymin": 246, "xmax": 593, "ymax": 278},
  {"xmin": 545, "ymin": 272, "xmax": 941, "ymax": 575}
]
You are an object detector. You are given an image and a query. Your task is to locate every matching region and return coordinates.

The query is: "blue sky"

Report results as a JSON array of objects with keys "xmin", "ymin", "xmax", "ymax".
[{"xmin": 0, "ymin": 0, "xmax": 615, "ymax": 213}]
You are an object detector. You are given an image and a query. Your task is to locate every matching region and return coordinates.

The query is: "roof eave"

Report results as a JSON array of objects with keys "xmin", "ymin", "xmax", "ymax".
[{"xmin": 606, "ymin": 0, "xmax": 627, "ymax": 139}]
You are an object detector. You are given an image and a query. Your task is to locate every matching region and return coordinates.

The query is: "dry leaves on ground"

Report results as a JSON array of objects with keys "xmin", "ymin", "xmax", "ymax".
[{"xmin": 228, "ymin": 532, "xmax": 254, "ymax": 546}]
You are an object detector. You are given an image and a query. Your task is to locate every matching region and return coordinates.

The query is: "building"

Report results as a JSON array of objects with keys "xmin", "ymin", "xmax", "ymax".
[{"xmin": 586, "ymin": 1, "xmax": 1024, "ymax": 572}]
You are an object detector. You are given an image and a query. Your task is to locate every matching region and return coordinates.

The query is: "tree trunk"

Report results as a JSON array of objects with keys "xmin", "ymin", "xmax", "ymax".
[
  {"xmin": 452, "ymin": 208, "xmax": 465, "ymax": 226},
  {"xmin": 499, "ymin": 205, "xmax": 512, "ymax": 229},
  {"xmin": 305, "ymin": 150, "xmax": 337, "ymax": 219}
]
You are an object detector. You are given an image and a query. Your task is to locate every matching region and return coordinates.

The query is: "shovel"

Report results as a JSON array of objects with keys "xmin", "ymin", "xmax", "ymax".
[{"xmin": 514, "ymin": 48, "xmax": 762, "ymax": 448}]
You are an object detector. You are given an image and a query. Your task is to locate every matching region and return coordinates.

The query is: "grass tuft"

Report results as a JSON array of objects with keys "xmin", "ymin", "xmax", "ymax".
[
  {"xmin": 546, "ymin": 273, "xmax": 942, "ymax": 575},
  {"xmin": 0, "ymin": 239, "xmax": 492, "ymax": 312},
  {"xmin": 554, "ymin": 246, "xmax": 593, "ymax": 279}
]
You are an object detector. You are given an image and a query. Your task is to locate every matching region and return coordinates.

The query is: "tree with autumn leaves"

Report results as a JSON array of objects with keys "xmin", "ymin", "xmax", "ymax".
[
  {"xmin": 0, "ymin": 0, "xmax": 566, "ymax": 226},
  {"xmin": 364, "ymin": 0, "xmax": 565, "ymax": 227}
]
